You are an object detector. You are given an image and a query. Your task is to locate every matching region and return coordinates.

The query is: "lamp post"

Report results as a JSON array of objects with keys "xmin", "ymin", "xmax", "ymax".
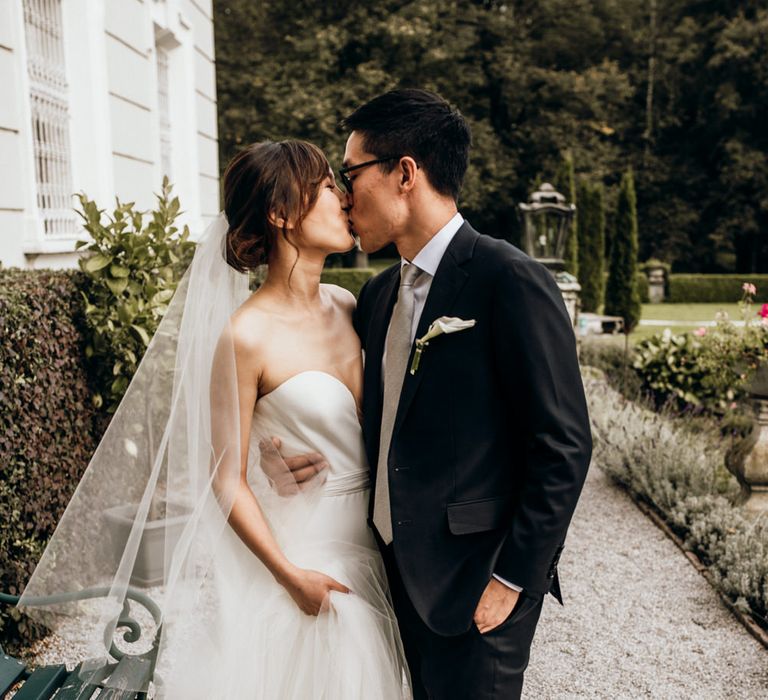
[{"xmin": 517, "ymin": 183, "xmax": 580, "ymax": 325}]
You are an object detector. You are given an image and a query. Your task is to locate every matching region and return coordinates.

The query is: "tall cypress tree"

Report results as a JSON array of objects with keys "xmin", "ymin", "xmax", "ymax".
[
  {"xmin": 577, "ymin": 180, "xmax": 605, "ymax": 313},
  {"xmin": 554, "ymin": 153, "xmax": 578, "ymax": 276},
  {"xmin": 605, "ymin": 168, "xmax": 642, "ymax": 332}
]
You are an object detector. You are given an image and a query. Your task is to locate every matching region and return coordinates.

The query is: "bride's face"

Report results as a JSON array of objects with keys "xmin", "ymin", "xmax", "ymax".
[{"xmin": 295, "ymin": 174, "xmax": 356, "ymax": 255}]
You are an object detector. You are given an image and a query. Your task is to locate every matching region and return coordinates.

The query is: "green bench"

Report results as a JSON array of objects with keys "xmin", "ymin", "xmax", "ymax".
[{"xmin": 0, "ymin": 587, "xmax": 161, "ymax": 700}]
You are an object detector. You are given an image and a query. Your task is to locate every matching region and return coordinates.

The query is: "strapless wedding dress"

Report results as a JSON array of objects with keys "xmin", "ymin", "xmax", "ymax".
[{"xmin": 160, "ymin": 371, "xmax": 410, "ymax": 699}]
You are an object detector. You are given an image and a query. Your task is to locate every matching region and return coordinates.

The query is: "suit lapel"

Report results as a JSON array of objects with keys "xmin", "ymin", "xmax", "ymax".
[
  {"xmin": 362, "ymin": 265, "xmax": 400, "ymax": 467},
  {"xmin": 393, "ymin": 223, "xmax": 478, "ymax": 435}
]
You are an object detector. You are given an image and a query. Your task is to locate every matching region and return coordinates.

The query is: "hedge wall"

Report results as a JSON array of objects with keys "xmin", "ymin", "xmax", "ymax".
[
  {"xmin": 321, "ymin": 268, "xmax": 376, "ymax": 298},
  {"xmin": 0, "ymin": 269, "xmax": 101, "ymax": 652},
  {"xmin": 668, "ymin": 275, "xmax": 768, "ymax": 303},
  {"xmin": 636, "ymin": 271, "xmax": 649, "ymax": 304}
]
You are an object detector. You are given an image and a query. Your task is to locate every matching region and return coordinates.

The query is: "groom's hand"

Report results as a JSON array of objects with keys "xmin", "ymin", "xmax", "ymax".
[
  {"xmin": 258, "ymin": 437, "xmax": 329, "ymax": 495},
  {"xmin": 473, "ymin": 578, "xmax": 520, "ymax": 634}
]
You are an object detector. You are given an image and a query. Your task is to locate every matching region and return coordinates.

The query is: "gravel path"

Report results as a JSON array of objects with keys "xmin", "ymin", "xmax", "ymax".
[
  {"xmin": 22, "ymin": 460, "xmax": 767, "ymax": 698},
  {"xmin": 524, "ymin": 464, "xmax": 768, "ymax": 699}
]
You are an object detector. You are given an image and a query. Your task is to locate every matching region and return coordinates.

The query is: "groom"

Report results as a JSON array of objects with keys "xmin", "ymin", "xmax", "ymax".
[{"xmin": 340, "ymin": 89, "xmax": 592, "ymax": 699}]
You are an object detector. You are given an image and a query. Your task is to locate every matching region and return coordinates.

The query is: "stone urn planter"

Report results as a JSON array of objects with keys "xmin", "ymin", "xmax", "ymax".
[
  {"xmin": 725, "ymin": 363, "xmax": 768, "ymax": 514},
  {"xmin": 644, "ymin": 263, "xmax": 667, "ymax": 304},
  {"xmin": 103, "ymin": 503, "xmax": 191, "ymax": 587}
]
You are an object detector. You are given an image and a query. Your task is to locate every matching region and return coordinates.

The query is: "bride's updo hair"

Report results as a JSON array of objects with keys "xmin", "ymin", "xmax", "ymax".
[{"xmin": 223, "ymin": 140, "xmax": 331, "ymax": 272}]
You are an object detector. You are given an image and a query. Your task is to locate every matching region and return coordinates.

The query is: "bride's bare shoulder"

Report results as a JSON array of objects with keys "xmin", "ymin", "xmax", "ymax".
[
  {"xmin": 321, "ymin": 283, "xmax": 356, "ymax": 316},
  {"xmin": 220, "ymin": 297, "xmax": 272, "ymax": 357}
]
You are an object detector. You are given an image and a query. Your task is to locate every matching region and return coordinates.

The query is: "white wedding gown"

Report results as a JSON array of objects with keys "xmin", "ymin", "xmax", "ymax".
[{"xmin": 160, "ymin": 370, "xmax": 410, "ymax": 699}]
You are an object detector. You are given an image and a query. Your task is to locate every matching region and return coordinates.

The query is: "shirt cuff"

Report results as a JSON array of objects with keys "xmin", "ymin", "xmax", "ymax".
[{"xmin": 492, "ymin": 573, "xmax": 523, "ymax": 592}]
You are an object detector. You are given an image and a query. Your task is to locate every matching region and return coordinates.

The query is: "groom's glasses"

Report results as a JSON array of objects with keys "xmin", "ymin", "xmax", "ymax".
[{"xmin": 338, "ymin": 156, "xmax": 400, "ymax": 194}]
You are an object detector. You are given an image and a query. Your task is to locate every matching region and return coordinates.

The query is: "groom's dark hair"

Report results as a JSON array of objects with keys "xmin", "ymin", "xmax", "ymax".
[{"xmin": 342, "ymin": 89, "xmax": 471, "ymax": 201}]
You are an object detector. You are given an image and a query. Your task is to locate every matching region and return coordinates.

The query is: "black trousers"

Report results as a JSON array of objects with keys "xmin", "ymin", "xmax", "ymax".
[{"xmin": 381, "ymin": 544, "xmax": 544, "ymax": 700}]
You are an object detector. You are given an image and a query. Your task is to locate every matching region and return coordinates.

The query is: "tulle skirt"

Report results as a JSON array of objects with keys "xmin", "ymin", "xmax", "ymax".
[{"xmin": 156, "ymin": 490, "xmax": 410, "ymax": 699}]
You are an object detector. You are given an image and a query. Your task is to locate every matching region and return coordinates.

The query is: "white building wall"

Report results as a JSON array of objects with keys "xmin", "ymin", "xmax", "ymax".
[
  {"xmin": 0, "ymin": 0, "xmax": 39, "ymax": 267},
  {"xmin": 184, "ymin": 0, "xmax": 219, "ymax": 226},
  {"xmin": 0, "ymin": 0, "xmax": 220, "ymax": 269}
]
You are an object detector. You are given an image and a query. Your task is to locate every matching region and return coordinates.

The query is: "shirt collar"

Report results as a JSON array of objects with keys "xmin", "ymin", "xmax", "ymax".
[{"xmin": 401, "ymin": 212, "xmax": 464, "ymax": 277}]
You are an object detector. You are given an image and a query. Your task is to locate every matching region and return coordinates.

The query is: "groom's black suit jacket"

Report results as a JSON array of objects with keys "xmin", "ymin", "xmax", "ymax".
[{"xmin": 353, "ymin": 222, "xmax": 592, "ymax": 637}]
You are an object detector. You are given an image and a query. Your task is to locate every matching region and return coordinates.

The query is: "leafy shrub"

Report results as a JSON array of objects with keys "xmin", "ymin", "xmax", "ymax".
[
  {"xmin": 0, "ymin": 269, "xmax": 100, "ymax": 653},
  {"xmin": 633, "ymin": 329, "xmax": 712, "ymax": 407},
  {"xmin": 633, "ymin": 286, "xmax": 768, "ymax": 413},
  {"xmin": 76, "ymin": 178, "xmax": 195, "ymax": 412},
  {"xmin": 587, "ymin": 371, "xmax": 767, "ymax": 625},
  {"xmin": 579, "ymin": 337, "xmax": 646, "ymax": 400},
  {"xmin": 320, "ymin": 268, "xmax": 375, "ymax": 298},
  {"xmin": 668, "ymin": 274, "xmax": 768, "ymax": 303}
]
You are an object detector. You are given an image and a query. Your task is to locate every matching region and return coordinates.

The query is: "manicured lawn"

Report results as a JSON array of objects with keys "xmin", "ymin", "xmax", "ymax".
[
  {"xmin": 631, "ymin": 303, "xmax": 748, "ymax": 343},
  {"xmin": 641, "ymin": 303, "xmax": 742, "ymax": 322}
]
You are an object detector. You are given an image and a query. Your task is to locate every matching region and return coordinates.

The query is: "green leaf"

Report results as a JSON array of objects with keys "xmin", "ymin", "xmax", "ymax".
[
  {"xmin": 106, "ymin": 277, "xmax": 128, "ymax": 296},
  {"xmin": 110, "ymin": 264, "xmax": 130, "ymax": 278},
  {"xmin": 131, "ymin": 324, "xmax": 151, "ymax": 346},
  {"xmin": 84, "ymin": 254, "xmax": 112, "ymax": 273},
  {"xmin": 151, "ymin": 289, "xmax": 175, "ymax": 305}
]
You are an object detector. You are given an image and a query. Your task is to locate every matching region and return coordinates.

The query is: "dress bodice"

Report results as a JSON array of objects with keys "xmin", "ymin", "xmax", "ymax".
[{"xmin": 249, "ymin": 370, "xmax": 370, "ymax": 496}]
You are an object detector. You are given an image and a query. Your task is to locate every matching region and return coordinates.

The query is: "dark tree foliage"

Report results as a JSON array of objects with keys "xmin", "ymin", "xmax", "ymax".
[
  {"xmin": 605, "ymin": 169, "xmax": 642, "ymax": 332},
  {"xmin": 213, "ymin": 0, "xmax": 768, "ymax": 271},
  {"xmin": 577, "ymin": 180, "xmax": 605, "ymax": 313},
  {"xmin": 553, "ymin": 153, "xmax": 578, "ymax": 276}
]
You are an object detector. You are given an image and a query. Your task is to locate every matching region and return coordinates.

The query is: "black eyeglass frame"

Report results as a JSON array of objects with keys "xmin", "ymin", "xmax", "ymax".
[{"xmin": 338, "ymin": 156, "xmax": 401, "ymax": 193}]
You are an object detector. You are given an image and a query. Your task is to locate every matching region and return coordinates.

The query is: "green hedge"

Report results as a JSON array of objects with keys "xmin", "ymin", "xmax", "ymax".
[
  {"xmin": 636, "ymin": 271, "xmax": 649, "ymax": 303},
  {"xmin": 321, "ymin": 268, "xmax": 376, "ymax": 298},
  {"xmin": 668, "ymin": 275, "xmax": 768, "ymax": 303},
  {"xmin": 0, "ymin": 269, "xmax": 101, "ymax": 652}
]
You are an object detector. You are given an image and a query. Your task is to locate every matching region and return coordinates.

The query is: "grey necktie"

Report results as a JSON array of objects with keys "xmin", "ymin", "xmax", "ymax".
[{"xmin": 374, "ymin": 263, "xmax": 422, "ymax": 544}]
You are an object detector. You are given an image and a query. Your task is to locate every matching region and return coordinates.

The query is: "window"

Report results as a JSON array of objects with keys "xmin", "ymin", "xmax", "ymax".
[
  {"xmin": 23, "ymin": 0, "xmax": 77, "ymax": 238},
  {"xmin": 156, "ymin": 44, "xmax": 172, "ymax": 179}
]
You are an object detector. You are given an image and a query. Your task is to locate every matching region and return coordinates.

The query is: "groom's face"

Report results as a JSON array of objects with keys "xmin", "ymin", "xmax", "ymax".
[{"xmin": 342, "ymin": 131, "xmax": 403, "ymax": 254}]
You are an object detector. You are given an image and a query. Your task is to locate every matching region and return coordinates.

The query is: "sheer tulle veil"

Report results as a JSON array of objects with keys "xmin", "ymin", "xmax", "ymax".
[
  {"xmin": 20, "ymin": 211, "xmax": 410, "ymax": 698},
  {"xmin": 17, "ymin": 213, "xmax": 319, "ymax": 692}
]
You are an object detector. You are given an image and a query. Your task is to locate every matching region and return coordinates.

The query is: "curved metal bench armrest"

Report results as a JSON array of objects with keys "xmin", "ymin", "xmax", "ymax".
[{"xmin": 0, "ymin": 587, "xmax": 162, "ymax": 665}]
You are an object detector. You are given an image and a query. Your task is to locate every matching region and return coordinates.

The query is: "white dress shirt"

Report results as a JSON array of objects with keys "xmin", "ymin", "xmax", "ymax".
[{"xmin": 382, "ymin": 212, "xmax": 523, "ymax": 594}]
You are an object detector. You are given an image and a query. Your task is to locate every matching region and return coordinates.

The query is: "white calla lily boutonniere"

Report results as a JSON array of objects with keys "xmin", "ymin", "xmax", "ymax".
[{"xmin": 410, "ymin": 316, "xmax": 477, "ymax": 375}]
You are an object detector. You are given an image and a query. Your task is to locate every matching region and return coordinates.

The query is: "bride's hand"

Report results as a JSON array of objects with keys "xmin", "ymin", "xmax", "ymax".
[{"xmin": 282, "ymin": 567, "xmax": 351, "ymax": 615}]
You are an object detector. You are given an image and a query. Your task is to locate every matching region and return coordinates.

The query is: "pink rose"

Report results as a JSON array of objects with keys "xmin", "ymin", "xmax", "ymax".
[
  {"xmin": 743, "ymin": 282, "xmax": 757, "ymax": 295},
  {"xmin": 759, "ymin": 303, "xmax": 768, "ymax": 319},
  {"xmin": 693, "ymin": 327, "xmax": 707, "ymax": 337}
]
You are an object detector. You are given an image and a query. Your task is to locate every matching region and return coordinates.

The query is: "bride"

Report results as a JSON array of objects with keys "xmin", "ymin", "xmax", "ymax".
[{"xmin": 19, "ymin": 140, "xmax": 410, "ymax": 698}]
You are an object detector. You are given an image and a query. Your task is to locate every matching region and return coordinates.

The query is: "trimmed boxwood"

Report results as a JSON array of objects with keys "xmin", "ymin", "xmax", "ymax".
[
  {"xmin": 668, "ymin": 275, "xmax": 768, "ymax": 303},
  {"xmin": 320, "ymin": 268, "xmax": 376, "ymax": 297},
  {"xmin": 0, "ymin": 269, "xmax": 101, "ymax": 653}
]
